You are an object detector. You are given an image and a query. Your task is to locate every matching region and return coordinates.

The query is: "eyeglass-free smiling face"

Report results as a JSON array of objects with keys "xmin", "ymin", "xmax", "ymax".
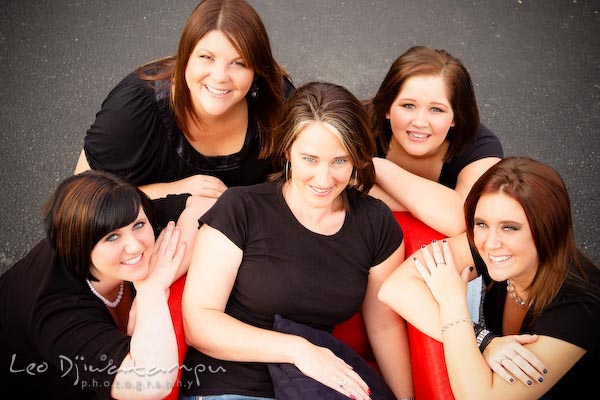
[
  {"xmin": 90, "ymin": 209, "xmax": 155, "ymax": 284},
  {"xmin": 286, "ymin": 121, "xmax": 354, "ymax": 211},
  {"xmin": 387, "ymin": 74, "xmax": 455, "ymax": 159},
  {"xmin": 185, "ymin": 30, "xmax": 255, "ymax": 119},
  {"xmin": 473, "ymin": 192, "xmax": 539, "ymax": 287}
]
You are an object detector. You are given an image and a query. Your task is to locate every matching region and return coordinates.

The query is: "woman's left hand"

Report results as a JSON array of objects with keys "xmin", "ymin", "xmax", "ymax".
[{"xmin": 412, "ymin": 240, "xmax": 470, "ymax": 305}]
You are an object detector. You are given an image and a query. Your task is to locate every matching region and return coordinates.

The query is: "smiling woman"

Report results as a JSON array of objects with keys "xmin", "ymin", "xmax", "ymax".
[
  {"xmin": 368, "ymin": 45, "xmax": 503, "ymax": 237},
  {"xmin": 0, "ymin": 170, "xmax": 198, "ymax": 399},
  {"xmin": 379, "ymin": 157, "xmax": 600, "ymax": 399},
  {"xmin": 75, "ymin": 0, "xmax": 293, "ymax": 210},
  {"xmin": 180, "ymin": 82, "xmax": 414, "ymax": 400}
]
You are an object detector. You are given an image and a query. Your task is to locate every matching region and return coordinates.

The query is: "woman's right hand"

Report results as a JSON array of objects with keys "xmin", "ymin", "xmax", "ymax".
[
  {"xmin": 292, "ymin": 340, "xmax": 372, "ymax": 400},
  {"xmin": 178, "ymin": 174, "xmax": 228, "ymax": 198},
  {"xmin": 483, "ymin": 334, "xmax": 548, "ymax": 386},
  {"xmin": 135, "ymin": 221, "xmax": 186, "ymax": 291}
]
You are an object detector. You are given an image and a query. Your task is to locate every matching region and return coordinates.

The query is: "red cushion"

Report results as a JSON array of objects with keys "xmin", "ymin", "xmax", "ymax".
[
  {"xmin": 332, "ymin": 212, "xmax": 454, "ymax": 400},
  {"xmin": 163, "ymin": 274, "xmax": 188, "ymax": 400}
]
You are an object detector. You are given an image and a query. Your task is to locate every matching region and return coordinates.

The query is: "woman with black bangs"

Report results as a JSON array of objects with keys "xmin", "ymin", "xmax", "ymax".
[{"xmin": 0, "ymin": 170, "xmax": 199, "ymax": 399}]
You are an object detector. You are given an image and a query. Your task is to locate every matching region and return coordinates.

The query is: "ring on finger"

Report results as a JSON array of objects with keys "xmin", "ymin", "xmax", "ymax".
[{"xmin": 339, "ymin": 379, "xmax": 347, "ymax": 388}]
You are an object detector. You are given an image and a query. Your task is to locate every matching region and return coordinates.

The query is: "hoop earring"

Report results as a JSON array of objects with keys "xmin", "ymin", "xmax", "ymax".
[
  {"xmin": 250, "ymin": 82, "xmax": 259, "ymax": 99},
  {"xmin": 285, "ymin": 160, "xmax": 291, "ymax": 181}
]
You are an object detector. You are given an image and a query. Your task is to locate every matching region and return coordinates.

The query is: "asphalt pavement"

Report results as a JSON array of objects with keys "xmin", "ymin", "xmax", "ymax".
[{"xmin": 1, "ymin": 0, "xmax": 599, "ymax": 274}]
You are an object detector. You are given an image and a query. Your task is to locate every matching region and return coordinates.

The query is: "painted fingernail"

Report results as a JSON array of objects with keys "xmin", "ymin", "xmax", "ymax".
[
  {"xmin": 432, "ymin": 239, "xmax": 437, "ymax": 243},
  {"xmin": 538, "ymin": 377, "xmax": 544, "ymax": 383},
  {"xmin": 527, "ymin": 380, "xmax": 533, "ymax": 386},
  {"xmin": 509, "ymin": 377, "xmax": 515, "ymax": 383},
  {"xmin": 469, "ymin": 266, "xmax": 474, "ymax": 271},
  {"xmin": 442, "ymin": 239, "xmax": 447, "ymax": 243},
  {"xmin": 421, "ymin": 244, "xmax": 427, "ymax": 249},
  {"xmin": 413, "ymin": 257, "xmax": 418, "ymax": 261},
  {"xmin": 543, "ymin": 368, "xmax": 548, "ymax": 374},
  {"xmin": 368, "ymin": 388, "xmax": 372, "ymax": 395}
]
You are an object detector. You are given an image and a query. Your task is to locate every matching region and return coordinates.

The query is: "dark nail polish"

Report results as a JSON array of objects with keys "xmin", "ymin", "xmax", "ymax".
[
  {"xmin": 527, "ymin": 380, "xmax": 532, "ymax": 386},
  {"xmin": 509, "ymin": 378, "xmax": 515, "ymax": 383},
  {"xmin": 538, "ymin": 377, "xmax": 544, "ymax": 383},
  {"xmin": 442, "ymin": 239, "xmax": 447, "ymax": 243},
  {"xmin": 413, "ymin": 257, "xmax": 418, "ymax": 261},
  {"xmin": 469, "ymin": 266, "xmax": 474, "ymax": 272},
  {"xmin": 432, "ymin": 239, "xmax": 437, "ymax": 243},
  {"xmin": 543, "ymin": 368, "xmax": 548, "ymax": 374},
  {"xmin": 421, "ymin": 244, "xmax": 427, "ymax": 249}
]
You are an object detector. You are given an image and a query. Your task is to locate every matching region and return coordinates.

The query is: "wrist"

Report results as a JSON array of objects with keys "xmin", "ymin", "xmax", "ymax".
[{"xmin": 473, "ymin": 323, "xmax": 497, "ymax": 352}]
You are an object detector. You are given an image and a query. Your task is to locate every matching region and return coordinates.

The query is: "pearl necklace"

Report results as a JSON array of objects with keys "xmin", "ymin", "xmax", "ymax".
[
  {"xmin": 86, "ymin": 280, "xmax": 124, "ymax": 308},
  {"xmin": 506, "ymin": 278, "xmax": 528, "ymax": 307}
]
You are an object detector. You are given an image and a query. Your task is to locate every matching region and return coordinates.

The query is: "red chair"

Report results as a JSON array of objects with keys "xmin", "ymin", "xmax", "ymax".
[
  {"xmin": 163, "ymin": 274, "xmax": 188, "ymax": 400},
  {"xmin": 332, "ymin": 212, "xmax": 454, "ymax": 400}
]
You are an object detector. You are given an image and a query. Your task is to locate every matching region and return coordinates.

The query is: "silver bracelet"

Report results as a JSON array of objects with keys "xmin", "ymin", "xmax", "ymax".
[{"xmin": 441, "ymin": 317, "xmax": 473, "ymax": 335}]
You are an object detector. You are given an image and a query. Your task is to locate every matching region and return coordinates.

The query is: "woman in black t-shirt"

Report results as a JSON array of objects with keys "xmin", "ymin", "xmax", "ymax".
[
  {"xmin": 75, "ymin": 0, "xmax": 293, "ymax": 217},
  {"xmin": 368, "ymin": 46, "xmax": 503, "ymax": 236},
  {"xmin": 0, "ymin": 170, "xmax": 196, "ymax": 399},
  {"xmin": 381, "ymin": 157, "xmax": 600, "ymax": 399},
  {"xmin": 181, "ymin": 82, "xmax": 414, "ymax": 400}
]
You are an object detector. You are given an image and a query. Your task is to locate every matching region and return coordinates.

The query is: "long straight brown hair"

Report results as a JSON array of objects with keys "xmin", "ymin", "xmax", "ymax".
[
  {"xmin": 464, "ymin": 157, "xmax": 599, "ymax": 321},
  {"xmin": 137, "ymin": 0, "xmax": 288, "ymax": 158}
]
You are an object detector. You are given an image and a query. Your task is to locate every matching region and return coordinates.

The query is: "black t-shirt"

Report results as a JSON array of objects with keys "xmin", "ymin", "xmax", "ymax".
[
  {"xmin": 83, "ymin": 72, "xmax": 294, "ymax": 188},
  {"xmin": 181, "ymin": 182, "xmax": 404, "ymax": 397},
  {"xmin": 474, "ymin": 251, "xmax": 600, "ymax": 398},
  {"xmin": 438, "ymin": 124, "xmax": 503, "ymax": 188},
  {"xmin": 0, "ymin": 196, "xmax": 188, "ymax": 399}
]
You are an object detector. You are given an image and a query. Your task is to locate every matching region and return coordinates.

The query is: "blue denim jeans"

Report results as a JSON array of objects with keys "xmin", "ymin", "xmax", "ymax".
[{"xmin": 180, "ymin": 395, "xmax": 274, "ymax": 400}]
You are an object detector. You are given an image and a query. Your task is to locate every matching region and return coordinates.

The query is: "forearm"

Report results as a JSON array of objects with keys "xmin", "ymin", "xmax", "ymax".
[
  {"xmin": 374, "ymin": 158, "xmax": 466, "ymax": 235},
  {"xmin": 378, "ymin": 263, "xmax": 444, "ymax": 341},
  {"xmin": 184, "ymin": 309, "xmax": 306, "ymax": 364},
  {"xmin": 365, "ymin": 308, "xmax": 414, "ymax": 398},
  {"xmin": 113, "ymin": 287, "xmax": 178, "ymax": 399},
  {"xmin": 439, "ymin": 303, "xmax": 494, "ymax": 399}
]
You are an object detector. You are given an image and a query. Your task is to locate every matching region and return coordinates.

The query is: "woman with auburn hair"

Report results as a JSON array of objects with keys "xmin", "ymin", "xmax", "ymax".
[
  {"xmin": 380, "ymin": 157, "xmax": 600, "ymax": 399},
  {"xmin": 181, "ymin": 82, "xmax": 413, "ymax": 400},
  {"xmin": 0, "ymin": 170, "xmax": 201, "ymax": 399},
  {"xmin": 76, "ymin": 0, "xmax": 293, "ymax": 216},
  {"xmin": 369, "ymin": 45, "xmax": 503, "ymax": 236}
]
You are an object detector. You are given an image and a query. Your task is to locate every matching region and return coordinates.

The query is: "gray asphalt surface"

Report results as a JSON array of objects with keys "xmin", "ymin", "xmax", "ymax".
[{"xmin": 1, "ymin": 0, "xmax": 599, "ymax": 275}]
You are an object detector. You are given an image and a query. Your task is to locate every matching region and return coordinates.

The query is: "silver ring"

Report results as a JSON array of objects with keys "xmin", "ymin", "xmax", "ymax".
[{"xmin": 339, "ymin": 379, "xmax": 347, "ymax": 388}]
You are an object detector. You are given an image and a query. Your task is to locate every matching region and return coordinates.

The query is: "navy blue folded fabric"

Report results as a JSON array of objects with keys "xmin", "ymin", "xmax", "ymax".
[{"xmin": 268, "ymin": 315, "xmax": 397, "ymax": 400}]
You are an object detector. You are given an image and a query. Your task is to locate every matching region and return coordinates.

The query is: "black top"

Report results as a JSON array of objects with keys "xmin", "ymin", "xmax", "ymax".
[
  {"xmin": 438, "ymin": 124, "xmax": 503, "ymax": 188},
  {"xmin": 474, "ymin": 251, "xmax": 600, "ymax": 399},
  {"xmin": 83, "ymin": 72, "xmax": 294, "ymax": 188},
  {"xmin": 181, "ymin": 182, "xmax": 404, "ymax": 397},
  {"xmin": 0, "ymin": 196, "xmax": 188, "ymax": 399}
]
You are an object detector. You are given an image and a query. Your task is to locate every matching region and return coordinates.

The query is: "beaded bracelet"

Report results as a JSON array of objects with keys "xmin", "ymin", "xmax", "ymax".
[{"xmin": 441, "ymin": 317, "xmax": 473, "ymax": 335}]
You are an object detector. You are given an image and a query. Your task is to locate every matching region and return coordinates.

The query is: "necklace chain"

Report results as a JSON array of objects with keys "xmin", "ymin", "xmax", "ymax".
[
  {"xmin": 86, "ymin": 280, "xmax": 124, "ymax": 308},
  {"xmin": 506, "ymin": 278, "xmax": 528, "ymax": 307}
]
